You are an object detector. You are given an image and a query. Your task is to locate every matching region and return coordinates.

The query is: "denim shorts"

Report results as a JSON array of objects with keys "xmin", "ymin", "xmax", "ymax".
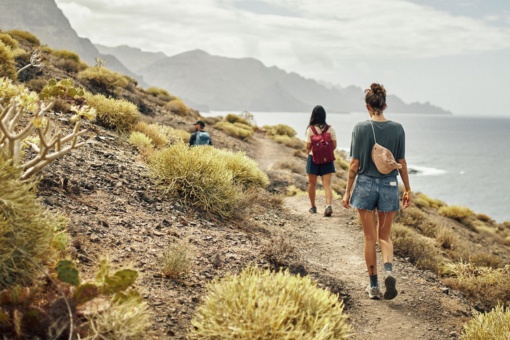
[
  {"xmin": 306, "ymin": 155, "xmax": 335, "ymax": 176},
  {"xmin": 350, "ymin": 174, "xmax": 400, "ymax": 212}
]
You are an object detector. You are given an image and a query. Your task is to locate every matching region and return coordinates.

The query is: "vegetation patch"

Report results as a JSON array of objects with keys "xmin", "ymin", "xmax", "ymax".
[
  {"xmin": 214, "ymin": 121, "xmax": 254, "ymax": 140},
  {"xmin": 460, "ymin": 304, "xmax": 510, "ymax": 340},
  {"xmin": 133, "ymin": 122, "xmax": 169, "ymax": 147},
  {"xmin": 165, "ymin": 99, "xmax": 190, "ymax": 116},
  {"xmin": 162, "ymin": 241, "xmax": 193, "ymax": 279},
  {"xmin": 78, "ymin": 66, "xmax": 129, "ymax": 94},
  {"xmin": 0, "ymin": 41, "xmax": 17, "ymax": 81},
  {"xmin": 439, "ymin": 205, "xmax": 475, "ymax": 221},
  {"xmin": 84, "ymin": 92, "xmax": 140, "ymax": 132},
  {"xmin": 6, "ymin": 30, "xmax": 40, "ymax": 45},
  {"xmin": 189, "ymin": 266, "xmax": 351, "ymax": 339}
]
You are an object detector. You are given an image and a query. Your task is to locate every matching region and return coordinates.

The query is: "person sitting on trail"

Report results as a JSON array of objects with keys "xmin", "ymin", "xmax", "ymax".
[
  {"xmin": 189, "ymin": 120, "xmax": 212, "ymax": 146},
  {"xmin": 305, "ymin": 105, "xmax": 336, "ymax": 217},
  {"xmin": 341, "ymin": 83, "xmax": 412, "ymax": 300}
]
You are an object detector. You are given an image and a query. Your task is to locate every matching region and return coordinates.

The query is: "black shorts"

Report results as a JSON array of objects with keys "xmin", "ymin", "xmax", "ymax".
[{"xmin": 306, "ymin": 155, "xmax": 336, "ymax": 176}]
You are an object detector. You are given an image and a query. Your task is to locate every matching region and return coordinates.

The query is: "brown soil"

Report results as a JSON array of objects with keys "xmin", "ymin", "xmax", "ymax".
[{"xmin": 37, "ymin": 125, "xmax": 473, "ymax": 339}]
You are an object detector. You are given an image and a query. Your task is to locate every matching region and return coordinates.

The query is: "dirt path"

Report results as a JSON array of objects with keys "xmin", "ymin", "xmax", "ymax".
[{"xmin": 252, "ymin": 135, "xmax": 471, "ymax": 340}]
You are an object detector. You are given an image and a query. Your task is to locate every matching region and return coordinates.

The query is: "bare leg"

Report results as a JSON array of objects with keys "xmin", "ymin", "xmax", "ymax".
[
  {"xmin": 308, "ymin": 174, "xmax": 318, "ymax": 208},
  {"xmin": 321, "ymin": 173, "xmax": 333, "ymax": 206},
  {"xmin": 358, "ymin": 209, "xmax": 378, "ymax": 276},
  {"xmin": 378, "ymin": 211, "xmax": 395, "ymax": 264}
]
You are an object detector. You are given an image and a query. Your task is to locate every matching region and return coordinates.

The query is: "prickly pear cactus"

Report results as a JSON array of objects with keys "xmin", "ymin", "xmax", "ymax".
[
  {"xmin": 103, "ymin": 269, "xmax": 138, "ymax": 294},
  {"xmin": 55, "ymin": 260, "xmax": 80, "ymax": 286}
]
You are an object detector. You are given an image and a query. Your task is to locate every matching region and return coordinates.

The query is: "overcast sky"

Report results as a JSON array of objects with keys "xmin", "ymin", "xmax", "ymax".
[{"xmin": 54, "ymin": 0, "xmax": 510, "ymax": 116}]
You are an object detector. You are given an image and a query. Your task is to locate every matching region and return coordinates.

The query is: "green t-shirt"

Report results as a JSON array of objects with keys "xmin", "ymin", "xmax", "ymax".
[{"xmin": 350, "ymin": 120, "xmax": 405, "ymax": 178}]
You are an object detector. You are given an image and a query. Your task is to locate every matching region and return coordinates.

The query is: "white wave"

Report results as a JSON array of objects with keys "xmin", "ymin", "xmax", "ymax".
[{"xmin": 408, "ymin": 165, "xmax": 447, "ymax": 176}]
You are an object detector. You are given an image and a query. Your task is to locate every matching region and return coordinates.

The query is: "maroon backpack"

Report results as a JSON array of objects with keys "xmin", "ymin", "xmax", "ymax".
[{"xmin": 310, "ymin": 125, "xmax": 335, "ymax": 165}]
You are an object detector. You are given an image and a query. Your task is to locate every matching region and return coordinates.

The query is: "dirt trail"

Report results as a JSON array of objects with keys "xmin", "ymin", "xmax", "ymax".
[{"xmin": 252, "ymin": 135, "xmax": 471, "ymax": 340}]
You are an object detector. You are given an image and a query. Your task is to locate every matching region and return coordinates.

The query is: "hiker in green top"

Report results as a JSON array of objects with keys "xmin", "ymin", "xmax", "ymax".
[{"xmin": 341, "ymin": 83, "xmax": 412, "ymax": 300}]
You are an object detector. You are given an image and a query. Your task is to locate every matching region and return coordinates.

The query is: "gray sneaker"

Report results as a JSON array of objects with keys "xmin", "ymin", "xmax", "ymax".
[
  {"xmin": 384, "ymin": 272, "xmax": 398, "ymax": 300},
  {"xmin": 309, "ymin": 206, "xmax": 317, "ymax": 213},
  {"xmin": 366, "ymin": 285, "xmax": 381, "ymax": 299},
  {"xmin": 324, "ymin": 205, "xmax": 333, "ymax": 217}
]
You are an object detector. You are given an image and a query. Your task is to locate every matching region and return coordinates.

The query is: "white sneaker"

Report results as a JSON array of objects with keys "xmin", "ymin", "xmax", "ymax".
[
  {"xmin": 366, "ymin": 284, "xmax": 381, "ymax": 299},
  {"xmin": 384, "ymin": 272, "xmax": 398, "ymax": 300}
]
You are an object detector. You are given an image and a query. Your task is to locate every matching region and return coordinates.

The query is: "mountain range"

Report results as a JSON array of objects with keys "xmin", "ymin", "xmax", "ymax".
[{"xmin": 0, "ymin": 0, "xmax": 451, "ymax": 114}]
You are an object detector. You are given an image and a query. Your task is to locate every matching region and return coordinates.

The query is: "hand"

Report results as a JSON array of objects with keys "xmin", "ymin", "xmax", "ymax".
[
  {"xmin": 341, "ymin": 193, "xmax": 351, "ymax": 209},
  {"xmin": 402, "ymin": 191, "xmax": 412, "ymax": 209}
]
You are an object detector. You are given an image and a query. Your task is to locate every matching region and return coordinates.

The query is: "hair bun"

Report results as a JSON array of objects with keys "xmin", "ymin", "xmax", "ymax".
[{"xmin": 370, "ymin": 83, "xmax": 386, "ymax": 96}]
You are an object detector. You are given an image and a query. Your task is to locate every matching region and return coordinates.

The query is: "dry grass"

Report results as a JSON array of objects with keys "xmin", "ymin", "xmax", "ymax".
[
  {"xmin": 443, "ymin": 263, "xmax": 510, "ymax": 310},
  {"xmin": 264, "ymin": 124, "xmax": 297, "ymax": 138},
  {"xmin": 460, "ymin": 304, "xmax": 510, "ymax": 340},
  {"xmin": 413, "ymin": 192, "xmax": 446, "ymax": 210},
  {"xmin": 439, "ymin": 205, "xmax": 475, "ymax": 221},
  {"xmin": 51, "ymin": 49, "xmax": 81, "ymax": 62},
  {"xmin": 0, "ymin": 41, "xmax": 17, "ymax": 81},
  {"xmin": 84, "ymin": 92, "xmax": 140, "ymax": 132},
  {"xmin": 476, "ymin": 213, "xmax": 494, "ymax": 223},
  {"xmin": 78, "ymin": 66, "xmax": 129, "ymax": 93},
  {"xmin": 273, "ymin": 158, "xmax": 303, "ymax": 174},
  {"xmin": 6, "ymin": 30, "xmax": 40, "ymax": 45},
  {"xmin": 128, "ymin": 131, "xmax": 153, "ymax": 149},
  {"xmin": 133, "ymin": 122, "xmax": 169, "ymax": 147},
  {"xmin": 214, "ymin": 121, "xmax": 254, "ymax": 139},
  {"xmin": 189, "ymin": 266, "xmax": 351, "ymax": 339},
  {"xmin": 162, "ymin": 241, "xmax": 193, "ymax": 279},
  {"xmin": 165, "ymin": 99, "xmax": 190, "ymax": 116},
  {"xmin": 272, "ymin": 134, "xmax": 304, "ymax": 149},
  {"xmin": 146, "ymin": 87, "xmax": 177, "ymax": 102},
  {"xmin": 225, "ymin": 113, "xmax": 251, "ymax": 126},
  {"xmin": 395, "ymin": 206, "xmax": 439, "ymax": 237},
  {"xmin": 391, "ymin": 223, "xmax": 442, "ymax": 272},
  {"xmin": 263, "ymin": 235, "xmax": 297, "ymax": 268},
  {"xmin": 0, "ymin": 33, "xmax": 18, "ymax": 50}
]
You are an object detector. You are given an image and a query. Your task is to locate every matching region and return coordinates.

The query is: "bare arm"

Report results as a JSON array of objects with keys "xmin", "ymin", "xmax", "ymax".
[
  {"xmin": 397, "ymin": 158, "xmax": 412, "ymax": 208},
  {"xmin": 306, "ymin": 142, "xmax": 312, "ymax": 154},
  {"xmin": 341, "ymin": 158, "xmax": 360, "ymax": 208}
]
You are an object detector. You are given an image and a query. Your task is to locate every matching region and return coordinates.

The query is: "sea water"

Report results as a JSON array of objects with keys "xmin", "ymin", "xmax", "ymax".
[{"xmin": 207, "ymin": 111, "xmax": 510, "ymax": 222}]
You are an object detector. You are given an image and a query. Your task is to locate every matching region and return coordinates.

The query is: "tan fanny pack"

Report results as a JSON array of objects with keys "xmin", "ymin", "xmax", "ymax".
[{"xmin": 369, "ymin": 120, "xmax": 402, "ymax": 175}]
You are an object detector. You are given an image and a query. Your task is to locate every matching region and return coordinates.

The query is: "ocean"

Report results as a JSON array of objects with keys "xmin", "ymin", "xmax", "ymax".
[{"xmin": 208, "ymin": 111, "xmax": 510, "ymax": 223}]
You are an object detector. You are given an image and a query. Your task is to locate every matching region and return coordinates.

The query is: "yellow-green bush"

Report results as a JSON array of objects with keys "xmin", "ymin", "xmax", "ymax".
[
  {"xmin": 476, "ymin": 213, "xmax": 493, "ymax": 223},
  {"xmin": 128, "ymin": 131, "xmax": 153, "ymax": 149},
  {"xmin": 6, "ymin": 30, "xmax": 40, "ymax": 45},
  {"xmin": 395, "ymin": 206, "xmax": 438, "ymax": 237},
  {"xmin": 78, "ymin": 66, "xmax": 129, "ymax": 93},
  {"xmin": 0, "ymin": 156, "xmax": 57, "ymax": 289},
  {"xmin": 162, "ymin": 241, "xmax": 192, "ymax": 279},
  {"xmin": 51, "ymin": 49, "xmax": 81, "ymax": 62},
  {"xmin": 334, "ymin": 155, "xmax": 350, "ymax": 171},
  {"xmin": 189, "ymin": 266, "xmax": 351, "ymax": 340},
  {"xmin": 148, "ymin": 144, "xmax": 267, "ymax": 218},
  {"xmin": 214, "ymin": 121, "xmax": 253, "ymax": 139},
  {"xmin": 391, "ymin": 223, "xmax": 442, "ymax": 272},
  {"xmin": 133, "ymin": 122, "xmax": 169, "ymax": 147},
  {"xmin": 0, "ymin": 41, "xmax": 17, "ymax": 81},
  {"xmin": 272, "ymin": 134, "xmax": 304, "ymax": 149},
  {"xmin": 413, "ymin": 193, "xmax": 446, "ymax": 209},
  {"xmin": 0, "ymin": 75, "xmax": 27, "ymax": 103},
  {"xmin": 146, "ymin": 86, "xmax": 177, "ymax": 102},
  {"xmin": 225, "ymin": 113, "xmax": 251, "ymax": 126},
  {"xmin": 264, "ymin": 124, "xmax": 297, "ymax": 137},
  {"xmin": 443, "ymin": 263, "xmax": 510, "ymax": 310},
  {"xmin": 165, "ymin": 99, "xmax": 190, "ymax": 116},
  {"xmin": 84, "ymin": 92, "xmax": 140, "ymax": 132},
  {"xmin": 0, "ymin": 33, "xmax": 18, "ymax": 50},
  {"xmin": 461, "ymin": 304, "xmax": 510, "ymax": 340},
  {"xmin": 439, "ymin": 205, "xmax": 475, "ymax": 221}
]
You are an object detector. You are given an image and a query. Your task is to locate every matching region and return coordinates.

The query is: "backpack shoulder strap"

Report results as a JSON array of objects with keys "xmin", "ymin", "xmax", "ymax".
[
  {"xmin": 368, "ymin": 120, "xmax": 377, "ymax": 144},
  {"xmin": 322, "ymin": 125, "xmax": 330, "ymax": 133},
  {"xmin": 310, "ymin": 125, "xmax": 319, "ymax": 135}
]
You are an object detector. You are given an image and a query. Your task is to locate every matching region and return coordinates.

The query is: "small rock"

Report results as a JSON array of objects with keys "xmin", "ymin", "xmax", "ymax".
[{"xmin": 441, "ymin": 287, "xmax": 449, "ymax": 294}]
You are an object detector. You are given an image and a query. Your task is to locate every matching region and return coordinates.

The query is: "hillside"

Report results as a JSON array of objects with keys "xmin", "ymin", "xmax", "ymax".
[{"xmin": 2, "ymin": 30, "xmax": 510, "ymax": 339}]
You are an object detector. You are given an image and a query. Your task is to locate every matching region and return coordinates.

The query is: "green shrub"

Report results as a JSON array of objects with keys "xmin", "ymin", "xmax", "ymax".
[
  {"xmin": 0, "ymin": 33, "xmax": 18, "ymax": 50},
  {"xmin": 225, "ymin": 113, "xmax": 250, "ymax": 126},
  {"xmin": 189, "ymin": 266, "xmax": 351, "ymax": 339},
  {"xmin": 0, "ymin": 156, "xmax": 56, "ymax": 289},
  {"xmin": 84, "ymin": 92, "xmax": 140, "ymax": 132},
  {"xmin": 51, "ymin": 49, "xmax": 80, "ymax": 62},
  {"xmin": 391, "ymin": 223, "xmax": 442, "ymax": 272},
  {"xmin": 0, "ymin": 41, "xmax": 17, "ymax": 81},
  {"xmin": 78, "ymin": 66, "xmax": 129, "ymax": 93},
  {"xmin": 162, "ymin": 241, "xmax": 192, "ymax": 279},
  {"xmin": 439, "ymin": 205, "xmax": 475, "ymax": 221},
  {"xmin": 214, "ymin": 121, "xmax": 253, "ymax": 139},
  {"xmin": 39, "ymin": 78, "xmax": 85, "ymax": 101},
  {"xmin": 461, "ymin": 304, "xmax": 510, "ymax": 340},
  {"xmin": 264, "ymin": 124, "xmax": 297, "ymax": 137},
  {"xmin": 6, "ymin": 30, "xmax": 40, "ymax": 45}
]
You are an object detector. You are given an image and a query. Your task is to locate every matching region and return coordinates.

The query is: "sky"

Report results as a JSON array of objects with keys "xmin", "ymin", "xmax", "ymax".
[{"xmin": 54, "ymin": 0, "xmax": 510, "ymax": 116}]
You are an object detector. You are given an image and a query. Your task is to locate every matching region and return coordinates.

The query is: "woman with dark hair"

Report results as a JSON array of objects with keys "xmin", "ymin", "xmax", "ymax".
[
  {"xmin": 305, "ymin": 105, "xmax": 337, "ymax": 216},
  {"xmin": 341, "ymin": 83, "xmax": 412, "ymax": 300}
]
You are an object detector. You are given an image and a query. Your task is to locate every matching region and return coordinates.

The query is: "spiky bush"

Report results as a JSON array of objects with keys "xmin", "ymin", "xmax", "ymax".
[
  {"xmin": 133, "ymin": 122, "xmax": 169, "ymax": 147},
  {"xmin": 128, "ymin": 131, "xmax": 153, "ymax": 149},
  {"xmin": 161, "ymin": 241, "xmax": 192, "ymax": 279},
  {"xmin": 0, "ymin": 33, "xmax": 19, "ymax": 50},
  {"xmin": 413, "ymin": 192, "xmax": 446, "ymax": 209},
  {"xmin": 78, "ymin": 66, "xmax": 129, "ymax": 93},
  {"xmin": 439, "ymin": 205, "xmax": 475, "ymax": 221},
  {"xmin": 146, "ymin": 86, "xmax": 177, "ymax": 102},
  {"xmin": 391, "ymin": 223, "xmax": 442, "ymax": 272},
  {"xmin": 84, "ymin": 92, "xmax": 140, "ymax": 132},
  {"xmin": 272, "ymin": 134, "xmax": 304, "ymax": 149},
  {"xmin": 189, "ymin": 266, "xmax": 351, "ymax": 339},
  {"xmin": 214, "ymin": 121, "xmax": 253, "ymax": 139},
  {"xmin": 443, "ymin": 264, "xmax": 510, "ymax": 310},
  {"xmin": 0, "ymin": 156, "xmax": 56, "ymax": 289},
  {"xmin": 0, "ymin": 41, "xmax": 17, "ymax": 81},
  {"xmin": 461, "ymin": 304, "xmax": 510, "ymax": 340},
  {"xmin": 0, "ymin": 75, "xmax": 26, "ymax": 102},
  {"xmin": 264, "ymin": 124, "xmax": 297, "ymax": 137},
  {"xmin": 51, "ymin": 49, "xmax": 81, "ymax": 62},
  {"xmin": 6, "ymin": 30, "xmax": 40, "ymax": 45},
  {"xmin": 225, "ymin": 113, "xmax": 251, "ymax": 126},
  {"xmin": 165, "ymin": 99, "xmax": 190, "ymax": 116}
]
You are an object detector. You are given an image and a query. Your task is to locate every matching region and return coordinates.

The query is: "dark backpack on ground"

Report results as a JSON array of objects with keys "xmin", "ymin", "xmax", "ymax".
[
  {"xmin": 310, "ymin": 125, "xmax": 335, "ymax": 165},
  {"xmin": 195, "ymin": 131, "xmax": 211, "ymax": 145}
]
